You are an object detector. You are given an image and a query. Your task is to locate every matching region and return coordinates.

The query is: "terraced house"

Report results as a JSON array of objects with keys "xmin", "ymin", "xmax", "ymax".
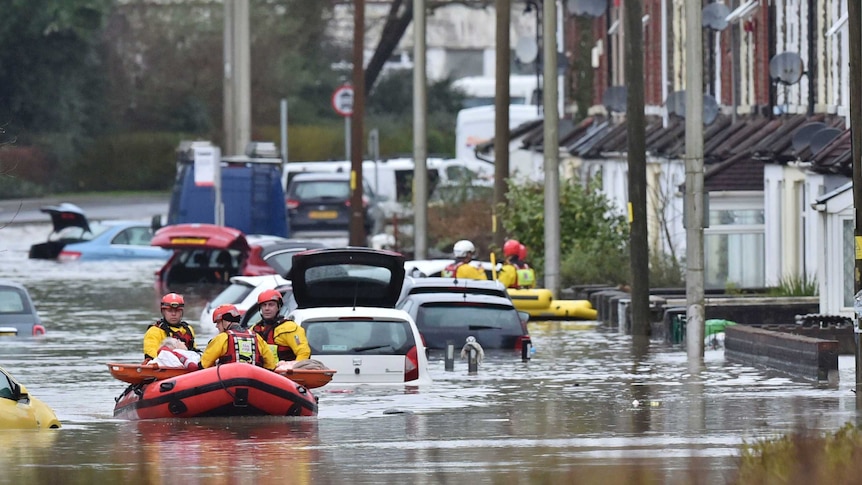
[{"xmin": 479, "ymin": 1, "xmax": 853, "ymax": 316}]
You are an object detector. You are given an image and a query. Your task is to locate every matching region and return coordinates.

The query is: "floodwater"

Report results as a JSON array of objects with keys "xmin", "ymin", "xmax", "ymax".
[{"xmin": 0, "ymin": 221, "xmax": 859, "ymax": 484}]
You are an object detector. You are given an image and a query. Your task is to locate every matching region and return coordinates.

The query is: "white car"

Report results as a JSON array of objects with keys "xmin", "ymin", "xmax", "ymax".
[
  {"xmin": 279, "ymin": 248, "xmax": 431, "ymax": 385},
  {"xmin": 404, "ymin": 259, "xmax": 495, "ymax": 279},
  {"xmin": 199, "ymin": 274, "xmax": 291, "ymax": 327}
]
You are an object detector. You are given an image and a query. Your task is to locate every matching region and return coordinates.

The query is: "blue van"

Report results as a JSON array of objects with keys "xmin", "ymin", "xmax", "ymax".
[{"xmin": 167, "ymin": 142, "xmax": 289, "ymax": 237}]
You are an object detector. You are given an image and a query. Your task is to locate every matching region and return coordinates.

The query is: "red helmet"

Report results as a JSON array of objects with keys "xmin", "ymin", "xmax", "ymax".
[
  {"xmin": 518, "ymin": 244, "xmax": 527, "ymax": 261},
  {"xmin": 213, "ymin": 304, "xmax": 241, "ymax": 323},
  {"xmin": 257, "ymin": 289, "xmax": 283, "ymax": 306},
  {"xmin": 503, "ymin": 239, "xmax": 521, "ymax": 257},
  {"xmin": 160, "ymin": 293, "xmax": 184, "ymax": 309}
]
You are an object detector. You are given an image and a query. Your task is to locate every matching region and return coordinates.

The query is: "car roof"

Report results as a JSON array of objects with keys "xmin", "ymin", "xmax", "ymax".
[
  {"xmin": 258, "ymin": 240, "xmax": 329, "ymax": 256},
  {"xmin": 290, "ymin": 248, "xmax": 406, "ymax": 308},
  {"xmin": 404, "ymin": 259, "xmax": 495, "ymax": 278},
  {"xmin": 400, "ymin": 291, "xmax": 516, "ymax": 307},
  {"xmin": 289, "ymin": 306, "xmax": 415, "ymax": 322},
  {"xmin": 399, "ymin": 276, "xmax": 509, "ymax": 301},
  {"xmin": 289, "ymin": 172, "xmax": 350, "ymax": 182},
  {"xmin": 0, "ymin": 280, "xmax": 30, "ymax": 292}
]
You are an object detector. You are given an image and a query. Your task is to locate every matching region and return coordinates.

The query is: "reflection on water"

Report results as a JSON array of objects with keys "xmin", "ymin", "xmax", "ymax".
[{"xmin": 0, "ymin": 223, "xmax": 859, "ymax": 483}]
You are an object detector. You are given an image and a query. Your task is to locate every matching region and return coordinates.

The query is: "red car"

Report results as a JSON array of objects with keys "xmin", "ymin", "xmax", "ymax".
[{"xmin": 151, "ymin": 224, "xmax": 282, "ymax": 293}]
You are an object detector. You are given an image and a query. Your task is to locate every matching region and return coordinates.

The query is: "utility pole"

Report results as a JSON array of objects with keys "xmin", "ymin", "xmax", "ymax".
[
  {"xmin": 625, "ymin": 0, "xmax": 649, "ymax": 336},
  {"xmin": 223, "ymin": 0, "xmax": 250, "ymax": 156},
  {"xmin": 684, "ymin": 0, "xmax": 705, "ymax": 364},
  {"xmin": 542, "ymin": 0, "xmax": 560, "ymax": 297},
  {"xmin": 493, "ymin": 0, "xmax": 510, "ymax": 252},
  {"xmin": 847, "ymin": 0, "xmax": 862, "ymax": 410},
  {"xmin": 413, "ymin": 0, "xmax": 428, "ymax": 260},
  {"xmin": 350, "ymin": 0, "xmax": 366, "ymax": 246}
]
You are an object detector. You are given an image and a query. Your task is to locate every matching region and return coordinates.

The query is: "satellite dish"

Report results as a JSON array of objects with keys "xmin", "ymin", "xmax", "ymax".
[
  {"xmin": 702, "ymin": 3, "xmax": 731, "ymax": 31},
  {"xmin": 703, "ymin": 94, "xmax": 719, "ymax": 125},
  {"xmin": 769, "ymin": 52, "xmax": 805, "ymax": 85},
  {"xmin": 515, "ymin": 36, "xmax": 538, "ymax": 64},
  {"xmin": 666, "ymin": 91, "xmax": 686, "ymax": 118},
  {"xmin": 665, "ymin": 90, "xmax": 720, "ymax": 125},
  {"xmin": 602, "ymin": 86, "xmax": 627, "ymax": 113},
  {"xmin": 566, "ymin": 0, "xmax": 607, "ymax": 18},
  {"xmin": 791, "ymin": 122, "xmax": 827, "ymax": 153},
  {"xmin": 808, "ymin": 128, "xmax": 842, "ymax": 155}
]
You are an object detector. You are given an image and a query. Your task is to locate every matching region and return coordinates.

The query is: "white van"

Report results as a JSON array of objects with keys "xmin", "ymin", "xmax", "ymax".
[
  {"xmin": 455, "ymin": 105, "xmax": 542, "ymax": 162},
  {"xmin": 453, "ymin": 75, "xmax": 540, "ymax": 108},
  {"xmin": 282, "ymin": 157, "xmax": 494, "ymax": 207}
]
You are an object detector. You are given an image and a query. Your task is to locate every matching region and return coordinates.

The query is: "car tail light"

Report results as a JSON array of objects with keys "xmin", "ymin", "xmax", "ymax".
[
  {"xmin": 515, "ymin": 335, "xmax": 532, "ymax": 352},
  {"xmin": 57, "ymin": 250, "xmax": 82, "ymax": 262},
  {"xmin": 286, "ymin": 198, "xmax": 300, "ymax": 210},
  {"xmin": 404, "ymin": 345, "xmax": 419, "ymax": 382}
]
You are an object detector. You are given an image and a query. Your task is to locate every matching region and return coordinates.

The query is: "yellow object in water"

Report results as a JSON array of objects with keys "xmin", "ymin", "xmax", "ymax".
[{"xmin": 507, "ymin": 289, "xmax": 597, "ymax": 320}]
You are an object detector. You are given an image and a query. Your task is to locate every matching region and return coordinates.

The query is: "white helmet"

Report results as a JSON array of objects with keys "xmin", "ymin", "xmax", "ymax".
[{"xmin": 453, "ymin": 240, "xmax": 476, "ymax": 258}]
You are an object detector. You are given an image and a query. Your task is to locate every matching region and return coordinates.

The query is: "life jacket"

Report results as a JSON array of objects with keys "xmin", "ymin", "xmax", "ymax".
[
  {"xmin": 217, "ymin": 329, "xmax": 264, "ymax": 367},
  {"xmin": 441, "ymin": 261, "xmax": 465, "ymax": 278},
  {"xmin": 515, "ymin": 265, "xmax": 537, "ymax": 288},
  {"xmin": 150, "ymin": 319, "xmax": 195, "ymax": 350},
  {"xmin": 252, "ymin": 319, "xmax": 298, "ymax": 361}
]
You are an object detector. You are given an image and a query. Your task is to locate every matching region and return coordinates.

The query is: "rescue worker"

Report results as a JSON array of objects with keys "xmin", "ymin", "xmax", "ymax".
[
  {"xmin": 249, "ymin": 289, "xmax": 311, "ymax": 362},
  {"xmin": 200, "ymin": 304, "xmax": 277, "ymax": 370},
  {"xmin": 441, "ymin": 239, "xmax": 487, "ymax": 280},
  {"xmin": 143, "ymin": 293, "xmax": 198, "ymax": 363},
  {"xmin": 498, "ymin": 239, "xmax": 522, "ymax": 289},
  {"xmin": 513, "ymin": 243, "xmax": 537, "ymax": 288}
]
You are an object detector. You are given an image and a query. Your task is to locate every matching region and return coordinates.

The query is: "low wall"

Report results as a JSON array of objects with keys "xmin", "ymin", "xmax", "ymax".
[{"xmin": 724, "ymin": 325, "xmax": 839, "ymax": 382}]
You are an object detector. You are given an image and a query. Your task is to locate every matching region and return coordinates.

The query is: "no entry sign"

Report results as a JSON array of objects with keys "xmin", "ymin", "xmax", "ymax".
[{"xmin": 332, "ymin": 84, "xmax": 354, "ymax": 117}]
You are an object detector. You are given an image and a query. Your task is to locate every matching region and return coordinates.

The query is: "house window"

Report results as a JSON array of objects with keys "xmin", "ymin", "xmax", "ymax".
[
  {"xmin": 704, "ymin": 205, "xmax": 765, "ymax": 289},
  {"xmin": 843, "ymin": 218, "xmax": 854, "ymax": 308}
]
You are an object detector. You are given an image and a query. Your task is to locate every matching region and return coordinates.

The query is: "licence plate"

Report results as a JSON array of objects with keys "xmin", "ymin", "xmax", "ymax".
[{"xmin": 309, "ymin": 210, "xmax": 338, "ymax": 219}]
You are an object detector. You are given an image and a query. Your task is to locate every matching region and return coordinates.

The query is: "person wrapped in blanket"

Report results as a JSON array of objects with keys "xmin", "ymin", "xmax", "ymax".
[{"xmin": 151, "ymin": 337, "xmax": 201, "ymax": 370}]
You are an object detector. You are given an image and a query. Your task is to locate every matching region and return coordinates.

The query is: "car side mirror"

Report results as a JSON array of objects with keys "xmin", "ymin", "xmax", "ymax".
[
  {"xmin": 518, "ymin": 311, "xmax": 530, "ymax": 324},
  {"xmin": 14, "ymin": 383, "xmax": 28, "ymax": 402}
]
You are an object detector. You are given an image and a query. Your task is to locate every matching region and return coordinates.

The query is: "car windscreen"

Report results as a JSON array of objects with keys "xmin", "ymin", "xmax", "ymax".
[
  {"xmin": 50, "ymin": 223, "xmax": 111, "ymax": 242},
  {"xmin": 416, "ymin": 302, "xmax": 522, "ymax": 333},
  {"xmin": 304, "ymin": 319, "xmax": 415, "ymax": 356}
]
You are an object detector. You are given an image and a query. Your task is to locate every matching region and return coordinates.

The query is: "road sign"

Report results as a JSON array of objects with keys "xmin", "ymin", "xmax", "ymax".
[{"xmin": 331, "ymin": 84, "xmax": 354, "ymax": 117}]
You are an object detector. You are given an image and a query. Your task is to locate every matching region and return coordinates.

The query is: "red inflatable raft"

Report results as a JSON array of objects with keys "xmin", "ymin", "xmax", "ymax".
[{"xmin": 113, "ymin": 363, "xmax": 318, "ymax": 420}]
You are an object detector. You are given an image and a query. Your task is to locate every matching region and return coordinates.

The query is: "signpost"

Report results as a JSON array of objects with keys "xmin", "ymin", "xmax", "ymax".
[{"xmin": 332, "ymin": 84, "xmax": 354, "ymax": 161}]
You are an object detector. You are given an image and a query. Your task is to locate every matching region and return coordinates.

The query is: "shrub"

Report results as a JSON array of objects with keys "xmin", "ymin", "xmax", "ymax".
[{"xmin": 499, "ymin": 177, "xmax": 629, "ymax": 285}]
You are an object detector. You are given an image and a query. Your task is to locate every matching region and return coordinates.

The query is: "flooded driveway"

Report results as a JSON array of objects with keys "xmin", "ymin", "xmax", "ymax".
[{"xmin": 0, "ymin": 219, "xmax": 857, "ymax": 484}]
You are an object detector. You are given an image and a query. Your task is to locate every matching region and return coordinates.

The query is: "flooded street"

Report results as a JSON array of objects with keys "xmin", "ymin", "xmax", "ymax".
[{"xmin": 0, "ymin": 220, "xmax": 858, "ymax": 484}]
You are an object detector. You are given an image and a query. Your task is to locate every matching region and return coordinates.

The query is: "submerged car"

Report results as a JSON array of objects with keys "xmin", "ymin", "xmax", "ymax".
[
  {"xmin": 397, "ymin": 277, "xmax": 531, "ymax": 351},
  {"xmin": 200, "ymin": 274, "xmax": 292, "ymax": 328},
  {"xmin": 57, "ymin": 221, "xmax": 171, "ymax": 262},
  {"xmin": 279, "ymin": 247, "xmax": 430, "ymax": 385},
  {"xmin": 0, "ymin": 281, "xmax": 46, "ymax": 337},
  {"xmin": 28, "ymin": 203, "xmax": 92, "ymax": 259},
  {"xmin": 151, "ymin": 223, "xmax": 283, "ymax": 291},
  {"xmin": 0, "ymin": 366, "xmax": 60, "ymax": 429}
]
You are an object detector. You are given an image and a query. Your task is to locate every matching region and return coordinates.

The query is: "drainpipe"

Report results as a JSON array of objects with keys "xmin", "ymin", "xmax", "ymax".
[{"xmin": 806, "ymin": 0, "xmax": 815, "ymax": 115}]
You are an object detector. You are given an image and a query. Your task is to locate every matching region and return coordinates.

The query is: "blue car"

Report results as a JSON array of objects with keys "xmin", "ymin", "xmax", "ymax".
[{"xmin": 57, "ymin": 221, "xmax": 172, "ymax": 262}]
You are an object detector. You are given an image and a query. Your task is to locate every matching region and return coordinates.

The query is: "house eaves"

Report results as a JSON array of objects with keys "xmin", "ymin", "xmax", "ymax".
[
  {"xmin": 812, "ymin": 181, "xmax": 852, "ymax": 211},
  {"xmin": 808, "ymin": 128, "xmax": 852, "ymax": 177}
]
